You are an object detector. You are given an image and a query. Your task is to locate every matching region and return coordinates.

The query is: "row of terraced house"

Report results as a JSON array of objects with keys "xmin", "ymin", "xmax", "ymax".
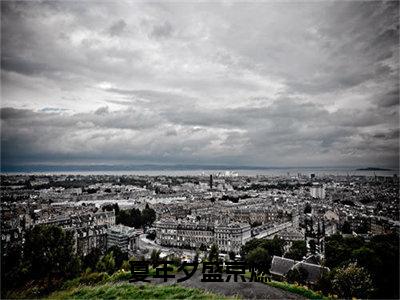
[
  {"xmin": 154, "ymin": 219, "xmax": 252, "ymax": 253},
  {"xmin": 1, "ymin": 210, "xmax": 140, "ymax": 257}
]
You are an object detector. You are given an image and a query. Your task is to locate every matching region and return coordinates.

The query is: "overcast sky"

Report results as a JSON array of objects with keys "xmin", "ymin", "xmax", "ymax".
[{"xmin": 1, "ymin": 1, "xmax": 399, "ymax": 168}]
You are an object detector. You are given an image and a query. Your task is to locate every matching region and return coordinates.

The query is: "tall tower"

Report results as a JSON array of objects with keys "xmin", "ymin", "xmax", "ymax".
[{"xmin": 209, "ymin": 174, "xmax": 213, "ymax": 190}]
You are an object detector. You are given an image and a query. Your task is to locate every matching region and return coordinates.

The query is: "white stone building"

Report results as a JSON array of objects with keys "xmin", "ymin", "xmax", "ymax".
[{"xmin": 107, "ymin": 224, "xmax": 140, "ymax": 253}]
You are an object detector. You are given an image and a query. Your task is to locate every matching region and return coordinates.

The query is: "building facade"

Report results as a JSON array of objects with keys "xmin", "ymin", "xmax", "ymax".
[
  {"xmin": 74, "ymin": 225, "xmax": 108, "ymax": 256},
  {"xmin": 214, "ymin": 222, "xmax": 251, "ymax": 252},
  {"xmin": 310, "ymin": 185, "xmax": 326, "ymax": 199},
  {"xmin": 107, "ymin": 224, "xmax": 140, "ymax": 253},
  {"xmin": 154, "ymin": 220, "xmax": 251, "ymax": 253}
]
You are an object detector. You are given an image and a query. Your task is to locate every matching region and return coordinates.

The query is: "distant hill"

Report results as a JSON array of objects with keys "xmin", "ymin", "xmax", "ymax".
[{"xmin": 356, "ymin": 167, "xmax": 392, "ymax": 171}]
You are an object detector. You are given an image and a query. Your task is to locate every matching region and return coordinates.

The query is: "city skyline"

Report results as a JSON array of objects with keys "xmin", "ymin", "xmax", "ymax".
[{"xmin": 1, "ymin": 1, "xmax": 399, "ymax": 169}]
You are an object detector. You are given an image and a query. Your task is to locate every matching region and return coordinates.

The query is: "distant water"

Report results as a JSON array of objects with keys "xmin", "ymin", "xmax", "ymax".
[{"xmin": 1, "ymin": 166, "xmax": 398, "ymax": 177}]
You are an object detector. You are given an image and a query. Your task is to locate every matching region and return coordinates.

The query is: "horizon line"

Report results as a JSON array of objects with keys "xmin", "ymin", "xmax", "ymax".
[{"xmin": 1, "ymin": 163, "xmax": 397, "ymax": 173}]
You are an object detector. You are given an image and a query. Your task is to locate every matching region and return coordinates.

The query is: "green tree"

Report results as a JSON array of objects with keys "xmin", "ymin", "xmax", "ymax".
[
  {"xmin": 324, "ymin": 233, "xmax": 398, "ymax": 299},
  {"xmin": 121, "ymin": 260, "xmax": 130, "ymax": 271},
  {"xmin": 142, "ymin": 205, "xmax": 156, "ymax": 228},
  {"xmin": 352, "ymin": 246, "xmax": 378, "ymax": 274},
  {"xmin": 166, "ymin": 254, "xmax": 181, "ymax": 266},
  {"xmin": 325, "ymin": 234, "xmax": 364, "ymax": 268},
  {"xmin": 115, "ymin": 209, "xmax": 130, "ymax": 226},
  {"xmin": 23, "ymin": 225, "xmax": 81, "ymax": 281},
  {"xmin": 96, "ymin": 252, "xmax": 115, "ymax": 275},
  {"xmin": 304, "ymin": 203, "xmax": 312, "ymax": 214},
  {"xmin": 286, "ymin": 266, "xmax": 308, "ymax": 284},
  {"xmin": 285, "ymin": 241, "xmax": 307, "ymax": 261},
  {"xmin": 241, "ymin": 237, "xmax": 284, "ymax": 268},
  {"xmin": 208, "ymin": 244, "xmax": 219, "ymax": 262},
  {"xmin": 228, "ymin": 251, "xmax": 236, "ymax": 261},
  {"xmin": 241, "ymin": 239, "xmax": 263, "ymax": 258},
  {"xmin": 250, "ymin": 221, "xmax": 262, "ymax": 228},
  {"xmin": 315, "ymin": 270, "xmax": 334, "ymax": 296},
  {"xmin": 116, "ymin": 208, "xmax": 142, "ymax": 228},
  {"xmin": 332, "ymin": 262, "xmax": 374, "ymax": 299},
  {"xmin": 122, "ymin": 256, "xmax": 136, "ymax": 271},
  {"xmin": 341, "ymin": 221, "xmax": 351, "ymax": 234},
  {"xmin": 367, "ymin": 234, "xmax": 399, "ymax": 299},
  {"xmin": 1, "ymin": 243, "xmax": 25, "ymax": 296},
  {"xmin": 106, "ymin": 246, "xmax": 128, "ymax": 271},
  {"xmin": 246, "ymin": 247, "xmax": 269, "ymax": 273},
  {"xmin": 262, "ymin": 236, "xmax": 285, "ymax": 257},
  {"xmin": 194, "ymin": 250, "xmax": 200, "ymax": 263},
  {"xmin": 83, "ymin": 247, "xmax": 102, "ymax": 271},
  {"xmin": 130, "ymin": 208, "xmax": 142, "ymax": 228},
  {"xmin": 199, "ymin": 243, "xmax": 207, "ymax": 251},
  {"xmin": 150, "ymin": 249, "xmax": 161, "ymax": 266},
  {"xmin": 113, "ymin": 203, "xmax": 120, "ymax": 214},
  {"xmin": 146, "ymin": 231, "xmax": 156, "ymax": 240}
]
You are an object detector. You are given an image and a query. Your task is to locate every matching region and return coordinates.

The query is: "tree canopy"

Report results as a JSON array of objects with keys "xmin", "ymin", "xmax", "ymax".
[
  {"xmin": 115, "ymin": 205, "xmax": 156, "ymax": 229},
  {"xmin": 241, "ymin": 236, "xmax": 285, "ymax": 272},
  {"xmin": 246, "ymin": 247, "xmax": 269, "ymax": 273},
  {"xmin": 23, "ymin": 225, "xmax": 81, "ymax": 280},
  {"xmin": 208, "ymin": 244, "xmax": 219, "ymax": 262},
  {"xmin": 332, "ymin": 262, "xmax": 374, "ymax": 299},
  {"xmin": 324, "ymin": 233, "xmax": 399, "ymax": 299},
  {"xmin": 284, "ymin": 240, "xmax": 307, "ymax": 261}
]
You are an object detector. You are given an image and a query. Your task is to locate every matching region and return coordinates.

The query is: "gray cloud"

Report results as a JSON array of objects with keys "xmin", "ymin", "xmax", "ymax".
[
  {"xmin": 108, "ymin": 19, "xmax": 127, "ymax": 36},
  {"xmin": 1, "ymin": 100, "xmax": 398, "ymax": 167},
  {"xmin": 151, "ymin": 21, "xmax": 173, "ymax": 39},
  {"xmin": 375, "ymin": 88, "xmax": 399, "ymax": 108},
  {"xmin": 1, "ymin": 1, "xmax": 398, "ymax": 168}
]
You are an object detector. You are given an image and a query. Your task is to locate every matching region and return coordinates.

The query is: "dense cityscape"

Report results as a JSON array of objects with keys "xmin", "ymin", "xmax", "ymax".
[{"xmin": 1, "ymin": 172, "xmax": 399, "ymax": 298}]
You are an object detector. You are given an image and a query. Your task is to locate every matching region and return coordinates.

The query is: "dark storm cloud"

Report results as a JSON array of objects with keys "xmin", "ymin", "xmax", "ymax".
[
  {"xmin": 1, "ymin": 1, "xmax": 398, "ymax": 168},
  {"xmin": 375, "ymin": 88, "xmax": 400, "ymax": 108},
  {"xmin": 1, "ymin": 57, "xmax": 56, "ymax": 76},
  {"xmin": 1, "ymin": 99, "xmax": 398, "ymax": 167}
]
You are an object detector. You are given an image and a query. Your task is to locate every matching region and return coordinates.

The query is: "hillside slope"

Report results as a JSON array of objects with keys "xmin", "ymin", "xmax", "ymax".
[{"xmin": 48, "ymin": 282, "xmax": 232, "ymax": 299}]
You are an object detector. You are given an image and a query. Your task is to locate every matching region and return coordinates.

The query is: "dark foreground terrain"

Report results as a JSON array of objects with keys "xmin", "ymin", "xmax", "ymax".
[{"xmin": 157, "ymin": 272, "xmax": 305, "ymax": 299}]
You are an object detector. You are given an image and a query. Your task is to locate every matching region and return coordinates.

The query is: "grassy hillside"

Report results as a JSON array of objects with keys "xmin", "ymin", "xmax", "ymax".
[
  {"xmin": 266, "ymin": 281, "xmax": 330, "ymax": 300},
  {"xmin": 48, "ymin": 283, "xmax": 232, "ymax": 299},
  {"xmin": 8, "ymin": 270, "xmax": 231, "ymax": 299},
  {"xmin": 7, "ymin": 269, "xmax": 328, "ymax": 299}
]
